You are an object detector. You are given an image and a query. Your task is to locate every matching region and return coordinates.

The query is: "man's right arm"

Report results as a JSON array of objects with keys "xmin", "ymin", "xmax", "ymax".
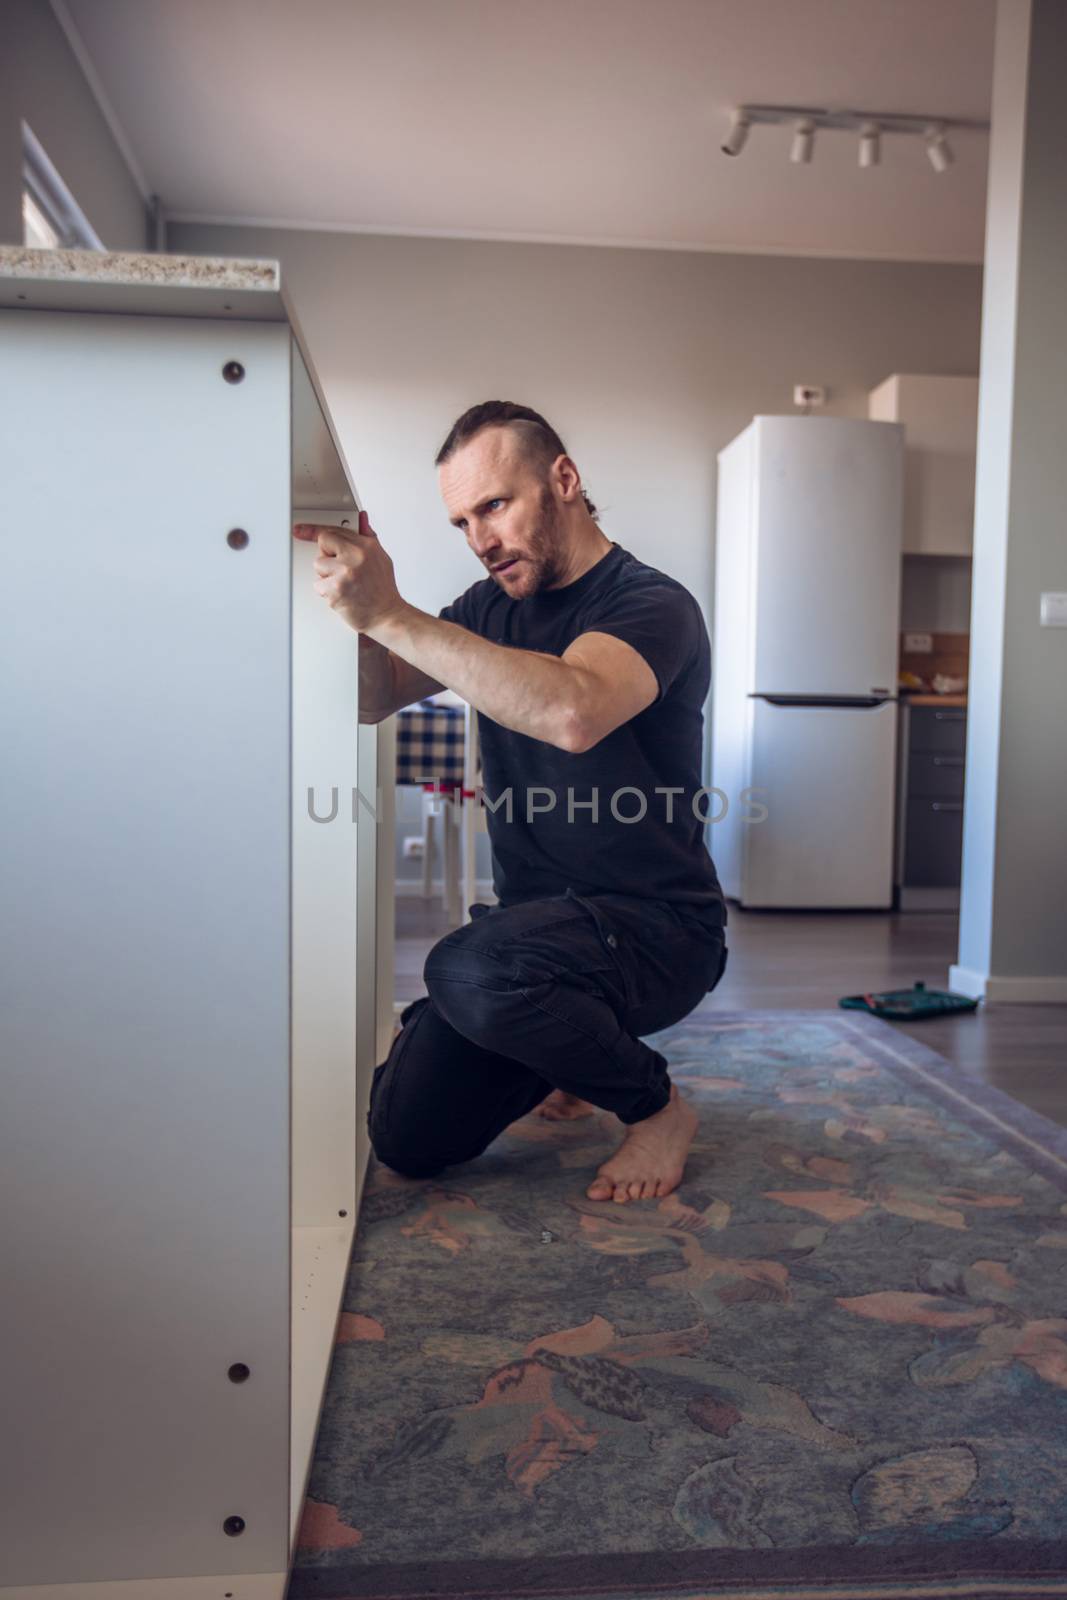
[{"xmin": 358, "ymin": 633, "xmax": 445, "ymax": 723}]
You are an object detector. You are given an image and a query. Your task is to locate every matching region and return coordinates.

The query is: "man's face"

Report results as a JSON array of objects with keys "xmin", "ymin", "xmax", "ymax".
[{"xmin": 439, "ymin": 427, "xmax": 568, "ymax": 598}]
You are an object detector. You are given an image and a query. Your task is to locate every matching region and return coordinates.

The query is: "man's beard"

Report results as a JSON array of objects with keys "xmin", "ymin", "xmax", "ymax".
[{"xmin": 494, "ymin": 484, "xmax": 567, "ymax": 596}]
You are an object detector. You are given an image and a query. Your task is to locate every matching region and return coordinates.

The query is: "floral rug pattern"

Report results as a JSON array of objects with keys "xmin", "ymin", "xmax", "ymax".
[{"xmin": 290, "ymin": 1009, "xmax": 1067, "ymax": 1600}]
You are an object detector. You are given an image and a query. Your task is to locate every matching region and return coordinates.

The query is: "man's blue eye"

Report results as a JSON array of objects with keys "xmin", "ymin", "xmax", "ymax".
[{"xmin": 487, "ymin": 499, "xmax": 503, "ymax": 511}]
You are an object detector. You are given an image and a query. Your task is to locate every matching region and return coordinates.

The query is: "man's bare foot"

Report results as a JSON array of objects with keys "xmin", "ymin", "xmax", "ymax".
[
  {"xmin": 536, "ymin": 1089, "xmax": 597, "ymax": 1120},
  {"xmin": 586, "ymin": 1083, "xmax": 699, "ymax": 1203}
]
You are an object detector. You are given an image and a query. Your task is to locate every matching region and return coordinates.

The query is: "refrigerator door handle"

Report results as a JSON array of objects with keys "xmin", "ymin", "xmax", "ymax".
[{"xmin": 747, "ymin": 693, "xmax": 897, "ymax": 709}]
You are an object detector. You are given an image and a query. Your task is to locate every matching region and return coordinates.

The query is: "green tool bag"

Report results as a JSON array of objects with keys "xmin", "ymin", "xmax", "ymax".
[{"xmin": 839, "ymin": 980, "xmax": 979, "ymax": 1021}]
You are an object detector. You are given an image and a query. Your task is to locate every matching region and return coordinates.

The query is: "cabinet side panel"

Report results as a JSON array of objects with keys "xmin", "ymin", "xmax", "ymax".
[
  {"xmin": 898, "ymin": 376, "xmax": 980, "ymax": 557},
  {"xmin": 373, "ymin": 719, "xmax": 398, "ymax": 1071},
  {"xmin": 355, "ymin": 720, "xmax": 380, "ymax": 1196},
  {"xmin": 291, "ymin": 502, "xmax": 360, "ymax": 1227},
  {"xmin": 0, "ymin": 311, "xmax": 292, "ymax": 1583}
]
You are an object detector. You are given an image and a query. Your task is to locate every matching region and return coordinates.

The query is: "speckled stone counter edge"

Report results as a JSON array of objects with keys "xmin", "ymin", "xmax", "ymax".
[{"xmin": 0, "ymin": 245, "xmax": 279, "ymax": 293}]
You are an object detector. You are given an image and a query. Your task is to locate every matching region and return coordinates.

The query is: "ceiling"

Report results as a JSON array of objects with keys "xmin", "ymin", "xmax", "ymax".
[{"xmin": 61, "ymin": 0, "xmax": 995, "ymax": 263}]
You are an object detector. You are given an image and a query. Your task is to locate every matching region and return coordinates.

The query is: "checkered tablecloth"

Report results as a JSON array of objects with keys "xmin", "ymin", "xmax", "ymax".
[{"xmin": 395, "ymin": 701, "xmax": 466, "ymax": 787}]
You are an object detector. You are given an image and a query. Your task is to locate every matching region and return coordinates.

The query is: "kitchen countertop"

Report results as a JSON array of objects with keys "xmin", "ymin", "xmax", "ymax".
[
  {"xmin": 0, "ymin": 245, "xmax": 278, "ymax": 291},
  {"xmin": 0, "ymin": 245, "xmax": 286, "ymax": 321},
  {"xmin": 899, "ymin": 694, "xmax": 968, "ymax": 707}
]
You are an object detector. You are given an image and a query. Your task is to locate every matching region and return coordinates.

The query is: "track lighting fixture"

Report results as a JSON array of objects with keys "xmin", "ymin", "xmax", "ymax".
[
  {"xmin": 790, "ymin": 119, "xmax": 815, "ymax": 165},
  {"xmin": 858, "ymin": 122, "xmax": 881, "ymax": 168},
  {"xmin": 721, "ymin": 109, "xmax": 750, "ymax": 157},
  {"xmin": 925, "ymin": 122, "xmax": 955, "ymax": 172},
  {"xmin": 720, "ymin": 105, "xmax": 986, "ymax": 172}
]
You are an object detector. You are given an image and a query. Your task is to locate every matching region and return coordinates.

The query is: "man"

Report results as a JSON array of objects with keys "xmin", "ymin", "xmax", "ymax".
[{"xmin": 292, "ymin": 401, "xmax": 728, "ymax": 1205}]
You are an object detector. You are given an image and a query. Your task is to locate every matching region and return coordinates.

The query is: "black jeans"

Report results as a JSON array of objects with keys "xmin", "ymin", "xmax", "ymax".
[{"xmin": 367, "ymin": 887, "xmax": 729, "ymax": 1180}]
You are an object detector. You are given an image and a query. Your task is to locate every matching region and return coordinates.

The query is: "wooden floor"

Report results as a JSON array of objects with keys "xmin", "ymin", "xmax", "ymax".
[{"xmin": 395, "ymin": 895, "xmax": 1067, "ymax": 1130}]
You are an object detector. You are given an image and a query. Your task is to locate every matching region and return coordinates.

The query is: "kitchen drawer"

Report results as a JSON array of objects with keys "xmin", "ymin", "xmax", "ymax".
[
  {"xmin": 907, "ymin": 750, "xmax": 965, "ymax": 799},
  {"xmin": 909, "ymin": 706, "xmax": 967, "ymax": 754},
  {"xmin": 903, "ymin": 798, "xmax": 964, "ymax": 885}
]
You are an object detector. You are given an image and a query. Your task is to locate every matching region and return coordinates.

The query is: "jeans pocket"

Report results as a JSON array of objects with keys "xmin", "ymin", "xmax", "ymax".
[{"xmin": 564, "ymin": 889, "xmax": 643, "ymax": 1011}]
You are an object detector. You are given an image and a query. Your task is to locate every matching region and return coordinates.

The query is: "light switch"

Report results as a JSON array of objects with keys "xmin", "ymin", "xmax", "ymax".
[
  {"xmin": 903, "ymin": 632, "xmax": 933, "ymax": 653},
  {"xmin": 1040, "ymin": 592, "xmax": 1067, "ymax": 627}
]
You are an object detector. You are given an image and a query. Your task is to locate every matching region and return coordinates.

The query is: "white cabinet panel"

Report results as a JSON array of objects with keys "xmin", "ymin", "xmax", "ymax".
[
  {"xmin": 0, "ymin": 252, "xmax": 386, "ymax": 1598},
  {"xmin": 1, "ymin": 310, "xmax": 293, "ymax": 1583},
  {"xmin": 869, "ymin": 374, "xmax": 979, "ymax": 556}
]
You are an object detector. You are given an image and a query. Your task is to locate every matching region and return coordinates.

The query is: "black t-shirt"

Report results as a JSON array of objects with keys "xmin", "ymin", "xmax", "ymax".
[{"xmin": 437, "ymin": 541, "xmax": 726, "ymax": 923}]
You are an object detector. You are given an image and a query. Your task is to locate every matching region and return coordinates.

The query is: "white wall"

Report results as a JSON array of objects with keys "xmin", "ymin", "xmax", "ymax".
[
  {"xmin": 1, "ymin": 0, "xmax": 148, "ymax": 249},
  {"xmin": 950, "ymin": 0, "xmax": 1067, "ymax": 999}
]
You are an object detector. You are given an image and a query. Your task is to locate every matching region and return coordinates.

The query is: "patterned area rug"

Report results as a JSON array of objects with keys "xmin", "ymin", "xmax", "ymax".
[{"xmin": 290, "ymin": 1009, "xmax": 1067, "ymax": 1600}]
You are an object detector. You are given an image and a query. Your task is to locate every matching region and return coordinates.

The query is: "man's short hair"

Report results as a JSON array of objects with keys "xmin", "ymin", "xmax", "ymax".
[{"xmin": 434, "ymin": 400, "xmax": 599, "ymax": 521}]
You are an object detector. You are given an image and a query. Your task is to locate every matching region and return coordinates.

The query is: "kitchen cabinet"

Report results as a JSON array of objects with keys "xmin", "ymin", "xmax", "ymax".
[
  {"xmin": 868, "ymin": 374, "xmax": 979, "ymax": 556},
  {"xmin": 894, "ymin": 700, "xmax": 967, "ymax": 909},
  {"xmin": 0, "ymin": 247, "xmax": 394, "ymax": 1598}
]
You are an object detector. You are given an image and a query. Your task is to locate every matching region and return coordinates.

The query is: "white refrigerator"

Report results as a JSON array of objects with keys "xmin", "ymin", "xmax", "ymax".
[{"xmin": 711, "ymin": 415, "xmax": 904, "ymax": 909}]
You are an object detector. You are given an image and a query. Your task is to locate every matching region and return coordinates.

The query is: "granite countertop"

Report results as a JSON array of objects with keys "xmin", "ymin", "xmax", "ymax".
[
  {"xmin": 0, "ymin": 246, "xmax": 285, "ymax": 322},
  {"xmin": 0, "ymin": 245, "xmax": 279, "ymax": 292}
]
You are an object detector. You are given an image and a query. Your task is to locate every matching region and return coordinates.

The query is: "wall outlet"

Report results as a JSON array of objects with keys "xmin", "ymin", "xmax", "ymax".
[
  {"xmin": 1040, "ymin": 592, "xmax": 1067, "ymax": 626},
  {"xmin": 793, "ymin": 384, "xmax": 826, "ymax": 408},
  {"xmin": 903, "ymin": 632, "xmax": 934, "ymax": 653},
  {"xmin": 403, "ymin": 836, "xmax": 425, "ymax": 859}
]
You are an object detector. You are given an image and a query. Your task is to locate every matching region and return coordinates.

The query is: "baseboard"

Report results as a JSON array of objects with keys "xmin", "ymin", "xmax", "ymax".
[
  {"xmin": 897, "ymin": 885, "xmax": 961, "ymax": 912},
  {"xmin": 949, "ymin": 963, "xmax": 1067, "ymax": 1004}
]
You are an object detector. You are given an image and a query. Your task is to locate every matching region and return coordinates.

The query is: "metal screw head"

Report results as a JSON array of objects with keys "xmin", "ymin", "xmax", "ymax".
[
  {"xmin": 227, "ymin": 528, "xmax": 249, "ymax": 550},
  {"xmin": 222, "ymin": 361, "xmax": 245, "ymax": 384},
  {"xmin": 223, "ymin": 1516, "xmax": 246, "ymax": 1537},
  {"xmin": 606, "ymin": 933, "xmax": 618, "ymax": 948},
  {"xmin": 228, "ymin": 1363, "xmax": 250, "ymax": 1383}
]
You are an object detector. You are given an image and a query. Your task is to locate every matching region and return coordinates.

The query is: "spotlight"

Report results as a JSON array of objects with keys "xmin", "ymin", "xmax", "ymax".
[
  {"xmin": 721, "ymin": 109, "xmax": 750, "ymax": 157},
  {"xmin": 925, "ymin": 122, "xmax": 954, "ymax": 172},
  {"xmin": 859, "ymin": 121, "xmax": 881, "ymax": 168},
  {"xmin": 790, "ymin": 118, "xmax": 815, "ymax": 164}
]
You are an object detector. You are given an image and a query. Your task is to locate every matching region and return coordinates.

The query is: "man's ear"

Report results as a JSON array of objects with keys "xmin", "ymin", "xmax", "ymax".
[{"xmin": 553, "ymin": 453, "xmax": 582, "ymax": 504}]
